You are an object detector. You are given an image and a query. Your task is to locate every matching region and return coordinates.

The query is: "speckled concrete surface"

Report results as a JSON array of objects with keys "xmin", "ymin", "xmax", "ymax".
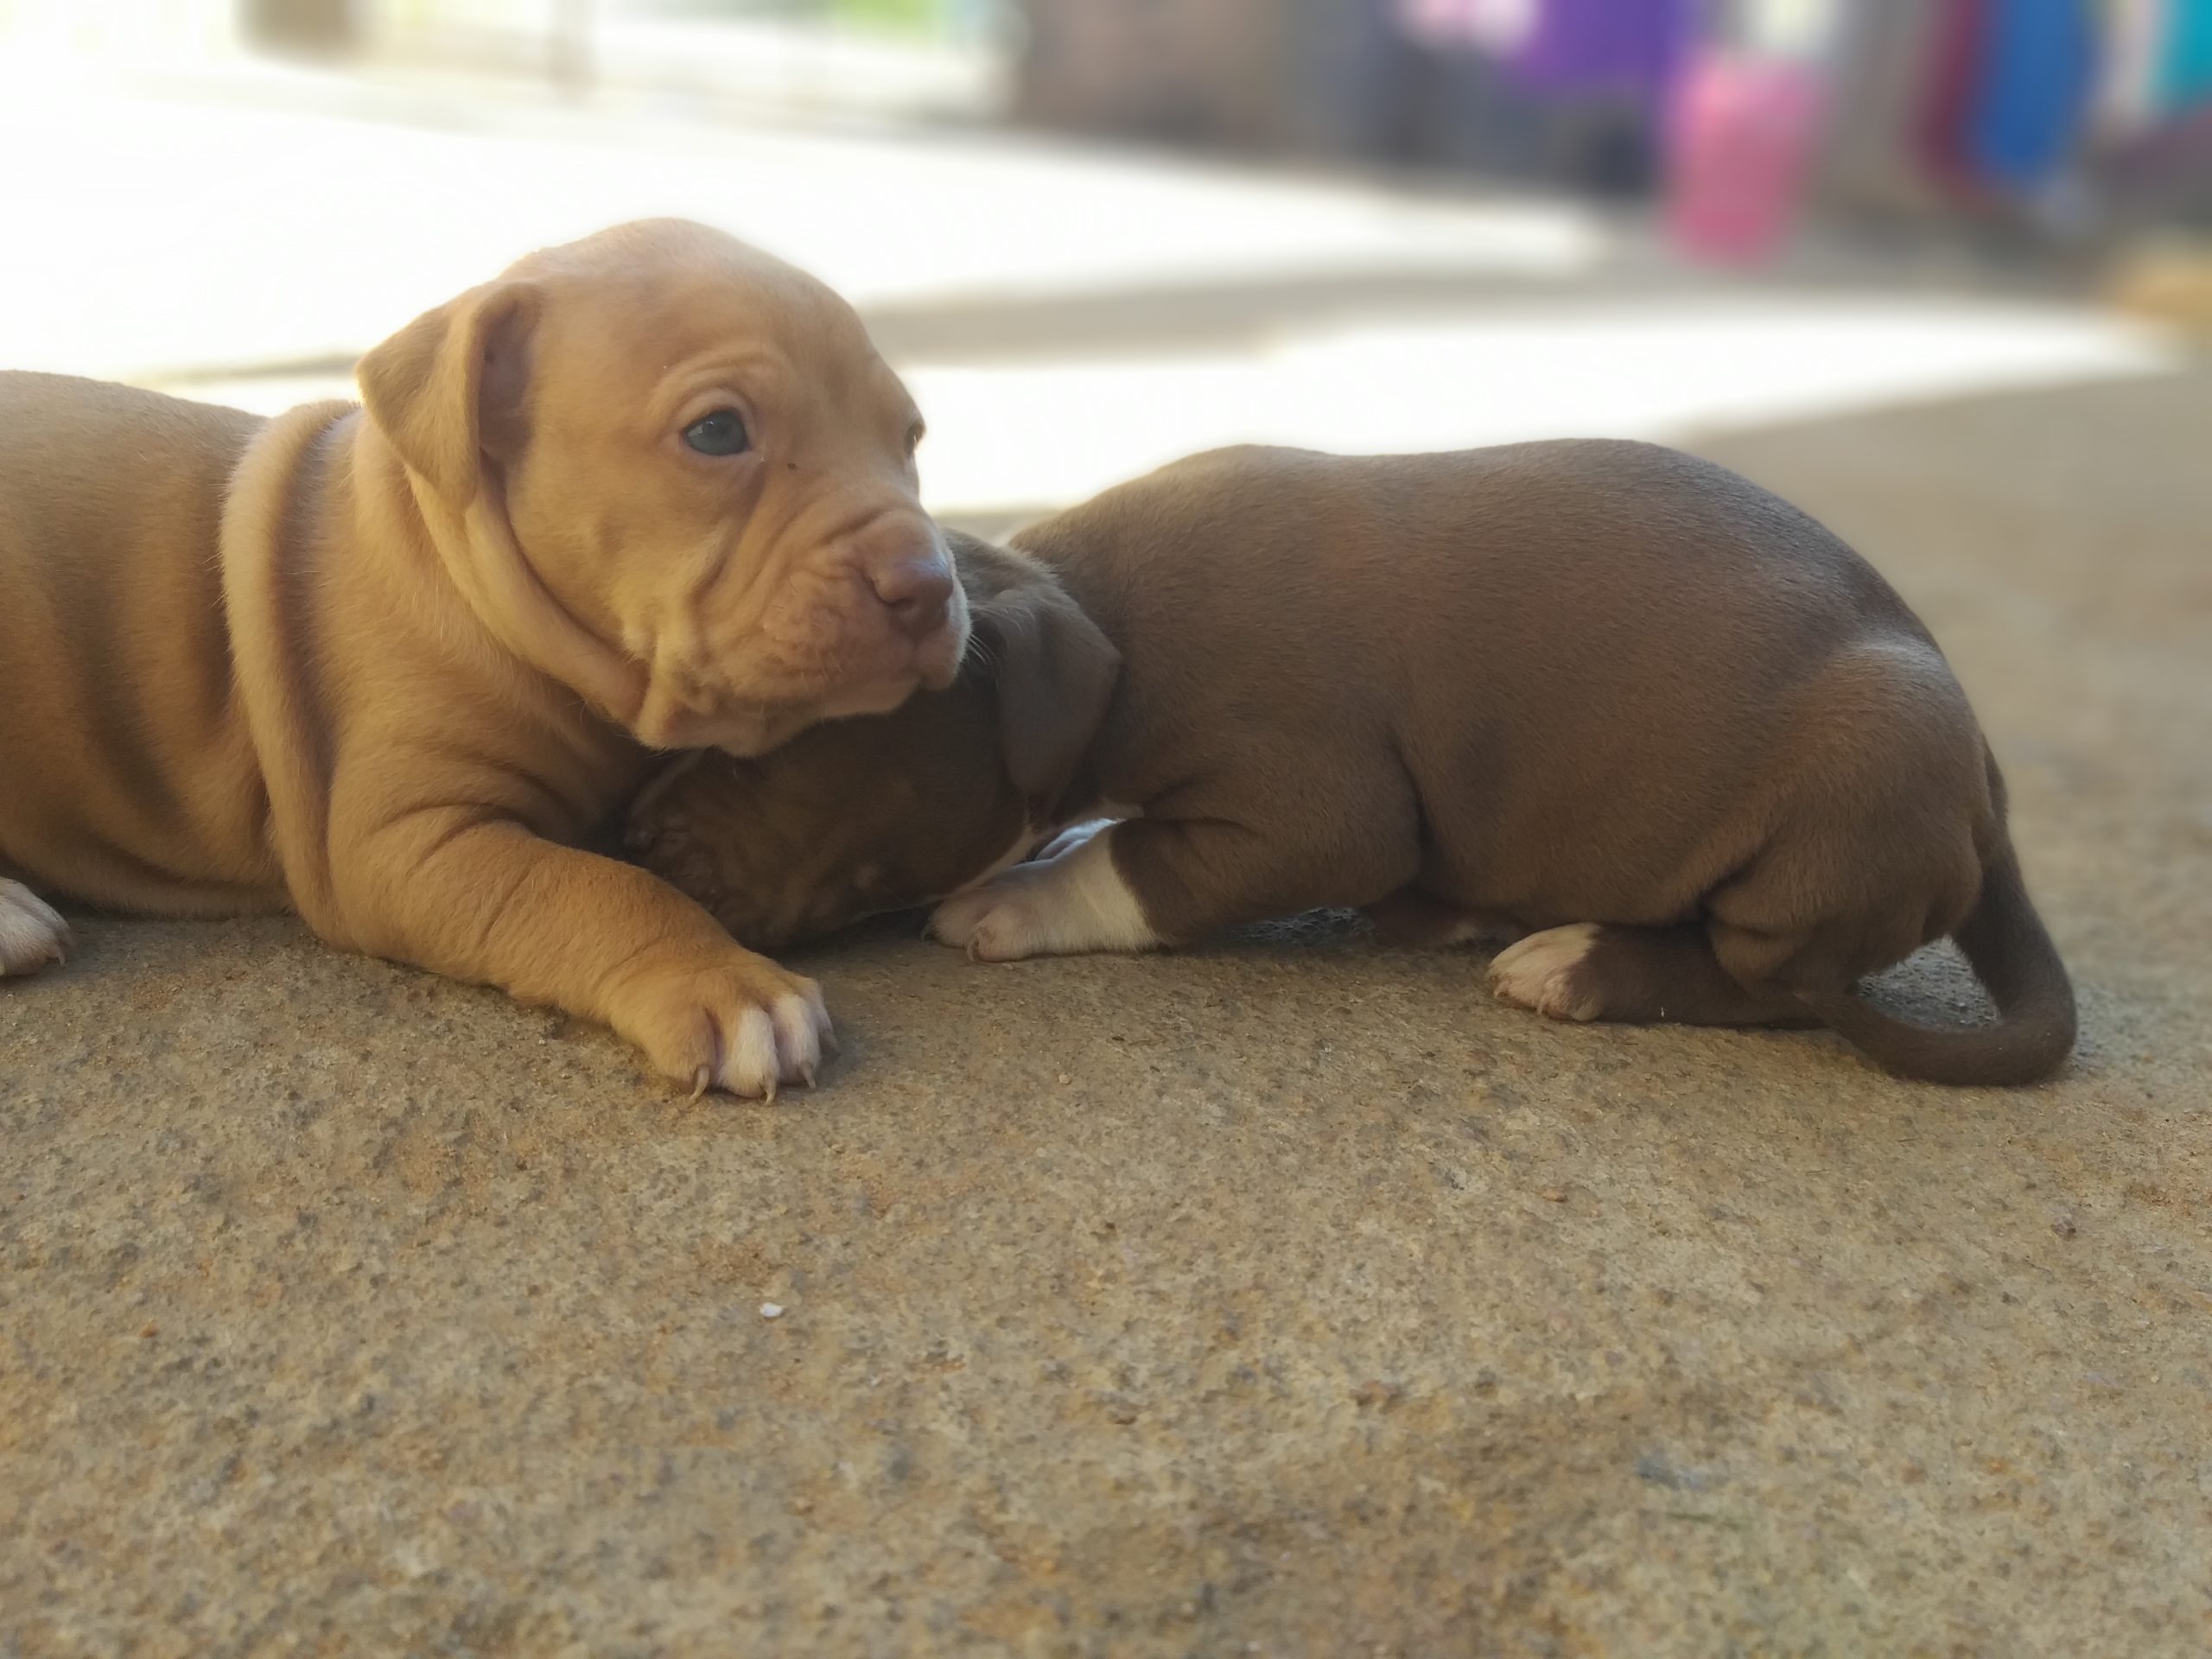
[{"xmin": 4, "ymin": 374, "xmax": 2209, "ymax": 1656}]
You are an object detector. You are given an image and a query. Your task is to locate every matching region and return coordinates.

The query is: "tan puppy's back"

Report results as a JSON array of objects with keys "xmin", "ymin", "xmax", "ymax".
[{"xmin": 0, "ymin": 373, "xmax": 283, "ymax": 913}]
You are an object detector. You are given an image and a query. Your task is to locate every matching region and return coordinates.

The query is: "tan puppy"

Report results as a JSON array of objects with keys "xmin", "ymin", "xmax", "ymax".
[
  {"xmin": 0, "ymin": 219, "xmax": 967, "ymax": 1096},
  {"xmin": 628, "ymin": 442, "xmax": 2077, "ymax": 1087}
]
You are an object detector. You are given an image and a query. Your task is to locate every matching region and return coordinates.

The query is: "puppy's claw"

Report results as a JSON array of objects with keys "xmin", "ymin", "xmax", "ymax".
[
  {"xmin": 690, "ymin": 1066, "xmax": 711, "ymax": 1103},
  {"xmin": 799, "ymin": 1060, "xmax": 818, "ymax": 1090},
  {"xmin": 762, "ymin": 1073, "xmax": 779, "ymax": 1105}
]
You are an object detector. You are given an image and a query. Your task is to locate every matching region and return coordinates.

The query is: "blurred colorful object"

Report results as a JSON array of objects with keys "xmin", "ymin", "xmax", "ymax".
[
  {"xmin": 2158, "ymin": 0, "xmax": 2212, "ymax": 111},
  {"xmin": 990, "ymin": 0, "xmax": 2209, "ymax": 256},
  {"xmin": 1401, "ymin": 0, "xmax": 1690, "ymax": 99},
  {"xmin": 1964, "ymin": 0, "xmax": 2100, "ymax": 191},
  {"xmin": 1505, "ymin": 0, "xmax": 1691, "ymax": 99},
  {"xmin": 1444, "ymin": 0, "xmax": 2207, "ymax": 259},
  {"xmin": 1667, "ymin": 53, "xmax": 1829, "ymax": 264}
]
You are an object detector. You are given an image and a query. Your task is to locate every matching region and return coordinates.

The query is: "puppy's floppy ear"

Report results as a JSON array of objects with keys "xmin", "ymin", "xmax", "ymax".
[
  {"xmin": 357, "ymin": 279, "xmax": 539, "ymax": 505},
  {"xmin": 954, "ymin": 534, "xmax": 1121, "ymax": 810}
]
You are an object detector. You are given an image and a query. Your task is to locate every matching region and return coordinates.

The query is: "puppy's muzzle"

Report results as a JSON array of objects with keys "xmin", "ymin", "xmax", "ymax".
[
  {"xmin": 870, "ymin": 550, "xmax": 956, "ymax": 642},
  {"xmin": 849, "ymin": 518, "xmax": 966, "ymax": 690}
]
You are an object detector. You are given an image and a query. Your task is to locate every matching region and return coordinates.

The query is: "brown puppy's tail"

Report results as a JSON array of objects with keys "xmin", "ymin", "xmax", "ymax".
[{"xmin": 1795, "ymin": 844, "xmax": 2076, "ymax": 1086}]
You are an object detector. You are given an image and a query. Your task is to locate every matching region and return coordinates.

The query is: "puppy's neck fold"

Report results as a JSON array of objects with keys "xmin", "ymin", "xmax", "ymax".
[{"xmin": 355, "ymin": 422, "xmax": 650, "ymax": 732}]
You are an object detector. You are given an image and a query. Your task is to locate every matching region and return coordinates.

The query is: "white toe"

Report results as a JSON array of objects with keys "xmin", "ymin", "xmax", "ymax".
[
  {"xmin": 722, "ymin": 1005, "xmax": 783, "ymax": 1098},
  {"xmin": 769, "ymin": 989, "xmax": 828, "ymax": 1084},
  {"xmin": 928, "ymin": 887, "xmax": 992, "ymax": 951},
  {"xmin": 0, "ymin": 880, "xmax": 70, "ymax": 977},
  {"xmin": 1488, "ymin": 923, "xmax": 1605, "ymax": 1021}
]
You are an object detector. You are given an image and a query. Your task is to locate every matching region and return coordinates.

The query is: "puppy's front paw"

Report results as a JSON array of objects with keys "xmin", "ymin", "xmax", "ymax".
[
  {"xmin": 613, "ymin": 951, "xmax": 834, "ymax": 1100},
  {"xmin": 0, "ymin": 880, "xmax": 70, "ymax": 977},
  {"xmin": 929, "ymin": 876, "xmax": 1047, "ymax": 963},
  {"xmin": 1487, "ymin": 924, "xmax": 1605, "ymax": 1022},
  {"xmin": 929, "ymin": 830, "xmax": 1158, "ymax": 963}
]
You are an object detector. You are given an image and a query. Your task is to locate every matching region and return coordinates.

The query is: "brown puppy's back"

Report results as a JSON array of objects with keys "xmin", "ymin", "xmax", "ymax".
[
  {"xmin": 0, "ymin": 374, "xmax": 281, "ymax": 912},
  {"xmin": 1020, "ymin": 441, "xmax": 1989, "ymax": 938},
  {"xmin": 1025, "ymin": 442, "xmax": 2068, "ymax": 1080}
]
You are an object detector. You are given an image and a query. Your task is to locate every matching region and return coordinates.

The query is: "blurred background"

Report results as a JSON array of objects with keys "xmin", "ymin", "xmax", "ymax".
[{"xmin": 0, "ymin": 0, "xmax": 2207, "ymax": 521}]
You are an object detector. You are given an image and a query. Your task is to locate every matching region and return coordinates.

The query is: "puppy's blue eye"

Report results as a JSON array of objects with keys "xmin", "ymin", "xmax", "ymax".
[{"xmin": 684, "ymin": 410, "xmax": 750, "ymax": 456}]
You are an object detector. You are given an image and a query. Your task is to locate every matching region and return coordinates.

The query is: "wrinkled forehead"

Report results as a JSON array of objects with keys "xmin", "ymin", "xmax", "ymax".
[{"xmin": 523, "ymin": 237, "xmax": 912, "ymax": 421}]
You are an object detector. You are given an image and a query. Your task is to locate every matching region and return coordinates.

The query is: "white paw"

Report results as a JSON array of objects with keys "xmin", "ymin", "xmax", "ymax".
[
  {"xmin": 0, "ymin": 880, "xmax": 70, "ymax": 977},
  {"xmin": 1487, "ymin": 923, "xmax": 1605, "ymax": 1022},
  {"xmin": 714, "ymin": 982, "xmax": 836, "ymax": 1101},
  {"xmin": 930, "ymin": 828, "xmax": 1158, "ymax": 963},
  {"xmin": 617, "ymin": 956, "xmax": 835, "ymax": 1102}
]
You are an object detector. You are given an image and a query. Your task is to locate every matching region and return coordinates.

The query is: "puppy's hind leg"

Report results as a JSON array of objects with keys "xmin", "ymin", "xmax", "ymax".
[
  {"xmin": 0, "ymin": 878, "xmax": 72, "ymax": 976},
  {"xmin": 1489, "ymin": 923, "xmax": 1816, "ymax": 1028}
]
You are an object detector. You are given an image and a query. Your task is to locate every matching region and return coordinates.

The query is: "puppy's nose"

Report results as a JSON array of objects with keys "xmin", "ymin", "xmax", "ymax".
[{"xmin": 869, "ymin": 554, "xmax": 955, "ymax": 640}]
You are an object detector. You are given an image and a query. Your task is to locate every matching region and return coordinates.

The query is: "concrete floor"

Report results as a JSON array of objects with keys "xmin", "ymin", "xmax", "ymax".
[{"xmin": 4, "ymin": 362, "xmax": 2209, "ymax": 1652}]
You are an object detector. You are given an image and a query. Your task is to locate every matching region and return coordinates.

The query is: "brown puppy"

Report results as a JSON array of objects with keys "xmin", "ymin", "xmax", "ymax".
[
  {"xmin": 0, "ymin": 219, "xmax": 968, "ymax": 1096},
  {"xmin": 629, "ymin": 442, "xmax": 2077, "ymax": 1087}
]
